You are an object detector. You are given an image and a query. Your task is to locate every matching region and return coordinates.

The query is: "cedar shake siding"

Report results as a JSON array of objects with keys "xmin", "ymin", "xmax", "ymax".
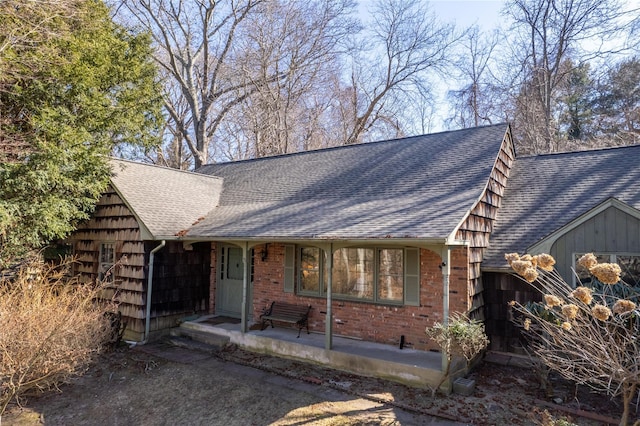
[
  {"xmin": 71, "ymin": 186, "xmax": 210, "ymax": 341},
  {"xmin": 71, "ymin": 186, "xmax": 146, "ymax": 340},
  {"xmin": 144, "ymin": 241, "xmax": 210, "ymax": 334},
  {"xmin": 455, "ymin": 129, "xmax": 516, "ymax": 320}
]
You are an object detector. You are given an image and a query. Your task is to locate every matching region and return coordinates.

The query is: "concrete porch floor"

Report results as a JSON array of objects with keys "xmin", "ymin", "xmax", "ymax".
[{"xmin": 182, "ymin": 316, "xmax": 455, "ymax": 389}]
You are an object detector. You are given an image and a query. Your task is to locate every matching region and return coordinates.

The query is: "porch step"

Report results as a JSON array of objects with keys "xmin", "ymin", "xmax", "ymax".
[{"xmin": 168, "ymin": 325, "xmax": 231, "ymax": 352}]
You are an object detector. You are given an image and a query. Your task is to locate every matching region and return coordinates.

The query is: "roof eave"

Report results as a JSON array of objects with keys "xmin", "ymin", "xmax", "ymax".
[{"xmin": 178, "ymin": 235, "xmax": 467, "ymax": 250}]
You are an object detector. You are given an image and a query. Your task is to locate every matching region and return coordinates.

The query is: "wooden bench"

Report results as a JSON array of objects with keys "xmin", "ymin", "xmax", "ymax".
[{"xmin": 260, "ymin": 301, "xmax": 311, "ymax": 338}]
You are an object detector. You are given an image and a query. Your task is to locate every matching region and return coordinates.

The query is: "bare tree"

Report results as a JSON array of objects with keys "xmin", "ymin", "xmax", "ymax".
[
  {"xmin": 117, "ymin": 0, "xmax": 263, "ymax": 169},
  {"xmin": 339, "ymin": 0, "xmax": 457, "ymax": 145},
  {"xmin": 116, "ymin": 0, "xmax": 358, "ymax": 166},
  {"xmin": 222, "ymin": 0, "xmax": 356, "ymax": 159},
  {"xmin": 446, "ymin": 26, "xmax": 501, "ymax": 128},
  {"xmin": 504, "ymin": 0, "xmax": 632, "ymax": 154}
]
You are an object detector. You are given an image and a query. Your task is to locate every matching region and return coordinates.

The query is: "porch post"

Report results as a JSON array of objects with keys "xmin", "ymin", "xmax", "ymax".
[
  {"xmin": 241, "ymin": 241, "xmax": 250, "ymax": 333},
  {"xmin": 324, "ymin": 243, "xmax": 333, "ymax": 350},
  {"xmin": 441, "ymin": 246, "xmax": 452, "ymax": 371}
]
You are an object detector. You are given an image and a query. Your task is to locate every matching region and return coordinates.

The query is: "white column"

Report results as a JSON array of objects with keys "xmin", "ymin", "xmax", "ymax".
[{"xmin": 241, "ymin": 241, "xmax": 249, "ymax": 333}]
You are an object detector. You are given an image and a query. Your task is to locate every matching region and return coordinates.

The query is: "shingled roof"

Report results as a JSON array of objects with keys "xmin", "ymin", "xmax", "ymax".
[
  {"xmin": 483, "ymin": 144, "xmax": 640, "ymax": 269},
  {"xmin": 109, "ymin": 159, "xmax": 223, "ymax": 239},
  {"xmin": 188, "ymin": 124, "xmax": 510, "ymax": 240}
]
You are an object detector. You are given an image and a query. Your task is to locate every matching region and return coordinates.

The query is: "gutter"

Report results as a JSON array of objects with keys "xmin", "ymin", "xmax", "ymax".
[{"xmin": 142, "ymin": 240, "xmax": 166, "ymax": 343}]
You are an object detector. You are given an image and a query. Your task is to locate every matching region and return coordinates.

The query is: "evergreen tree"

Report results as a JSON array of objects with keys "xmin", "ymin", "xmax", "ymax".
[{"xmin": 0, "ymin": 0, "xmax": 163, "ymax": 266}]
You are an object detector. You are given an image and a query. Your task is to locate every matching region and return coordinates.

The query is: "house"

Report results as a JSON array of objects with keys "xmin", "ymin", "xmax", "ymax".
[
  {"xmin": 482, "ymin": 144, "xmax": 640, "ymax": 351},
  {"xmin": 70, "ymin": 122, "xmax": 640, "ymax": 360},
  {"xmin": 69, "ymin": 123, "xmax": 515, "ymax": 351}
]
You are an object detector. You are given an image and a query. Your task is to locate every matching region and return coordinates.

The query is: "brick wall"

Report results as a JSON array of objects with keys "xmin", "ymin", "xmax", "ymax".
[{"xmin": 225, "ymin": 243, "xmax": 471, "ymax": 352}]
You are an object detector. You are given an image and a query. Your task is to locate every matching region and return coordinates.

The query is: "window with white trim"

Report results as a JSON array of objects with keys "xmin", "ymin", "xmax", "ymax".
[{"xmin": 297, "ymin": 246, "xmax": 409, "ymax": 304}]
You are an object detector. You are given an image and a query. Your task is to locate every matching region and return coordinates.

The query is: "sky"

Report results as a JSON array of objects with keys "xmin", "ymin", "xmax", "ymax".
[
  {"xmin": 358, "ymin": 0, "xmax": 638, "ymax": 131},
  {"xmin": 428, "ymin": 0, "xmax": 506, "ymax": 29},
  {"xmin": 358, "ymin": 0, "xmax": 507, "ymax": 30}
]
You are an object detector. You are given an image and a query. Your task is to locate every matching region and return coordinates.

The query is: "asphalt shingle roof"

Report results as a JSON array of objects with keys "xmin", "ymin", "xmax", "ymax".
[
  {"xmin": 189, "ymin": 124, "xmax": 509, "ymax": 240},
  {"xmin": 483, "ymin": 144, "xmax": 640, "ymax": 269},
  {"xmin": 110, "ymin": 159, "xmax": 223, "ymax": 238}
]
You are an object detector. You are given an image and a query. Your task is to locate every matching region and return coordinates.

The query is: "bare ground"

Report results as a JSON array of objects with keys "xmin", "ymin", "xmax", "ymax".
[{"xmin": 2, "ymin": 342, "xmax": 631, "ymax": 425}]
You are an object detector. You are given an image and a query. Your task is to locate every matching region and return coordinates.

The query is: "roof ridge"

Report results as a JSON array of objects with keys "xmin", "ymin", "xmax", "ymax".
[
  {"xmin": 199, "ymin": 123, "xmax": 509, "ymax": 169},
  {"xmin": 110, "ymin": 157, "xmax": 223, "ymax": 181},
  {"xmin": 517, "ymin": 143, "xmax": 640, "ymax": 159}
]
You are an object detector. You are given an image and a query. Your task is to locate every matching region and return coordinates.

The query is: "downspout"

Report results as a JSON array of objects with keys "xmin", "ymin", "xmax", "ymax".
[{"xmin": 144, "ymin": 240, "xmax": 166, "ymax": 343}]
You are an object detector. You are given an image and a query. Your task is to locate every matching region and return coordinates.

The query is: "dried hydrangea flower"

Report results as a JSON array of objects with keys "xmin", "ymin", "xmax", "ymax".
[
  {"xmin": 511, "ymin": 260, "xmax": 533, "ymax": 275},
  {"xmin": 523, "ymin": 267, "xmax": 539, "ymax": 283},
  {"xmin": 561, "ymin": 321, "xmax": 572, "ymax": 331},
  {"xmin": 613, "ymin": 299, "xmax": 637, "ymax": 314},
  {"xmin": 505, "ymin": 253, "xmax": 521, "ymax": 264},
  {"xmin": 535, "ymin": 254, "xmax": 556, "ymax": 271},
  {"xmin": 561, "ymin": 304, "xmax": 579, "ymax": 320},
  {"xmin": 544, "ymin": 294, "xmax": 562, "ymax": 308},
  {"xmin": 591, "ymin": 304, "xmax": 611, "ymax": 321},
  {"xmin": 524, "ymin": 318, "xmax": 531, "ymax": 331},
  {"xmin": 578, "ymin": 253, "xmax": 598, "ymax": 270},
  {"xmin": 570, "ymin": 286, "xmax": 593, "ymax": 305},
  {"xmin": 590, "ymin": 263, "xmax": 622, "ymax": 285}
]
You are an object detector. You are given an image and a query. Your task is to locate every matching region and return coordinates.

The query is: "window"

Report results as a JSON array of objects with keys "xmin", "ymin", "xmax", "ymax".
[
  {"xmin": 98, "ymin": 242, "xmax": 115, "ymax": 283},
  {"xmin": 297, "ymin": 246, "xmax": 411, "ymax": 304},
  {"xmin": 333, "ymin": 248, "xmax": 374, "ymax": 299},
  {"xmin": 574, "ymin": 253, "xmax": 640, "ymax": 286},
  {"xmin": 378, "ymin": 249, "xmax": 404, "ymax": 302},
  {"xmin": 300, "ymin": 247, "xmax": 323, "ymax": 293},
  {"xmin": 221, "ymin": 246, "xmax": 247, "ymax": 281}
]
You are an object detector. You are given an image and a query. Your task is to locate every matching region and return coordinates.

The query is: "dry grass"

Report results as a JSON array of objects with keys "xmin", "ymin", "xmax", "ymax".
[{"xmin": 0, "ymin": 257, "xmax": 115, "ymax": 415}]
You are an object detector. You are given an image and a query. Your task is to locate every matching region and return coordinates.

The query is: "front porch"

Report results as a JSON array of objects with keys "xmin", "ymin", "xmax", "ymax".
[{"xmin": 180, "ymin": 316, "xmax": 467, "ymax": 390}]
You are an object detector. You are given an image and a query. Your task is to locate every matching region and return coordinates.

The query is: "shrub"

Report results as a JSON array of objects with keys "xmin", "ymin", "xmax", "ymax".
[
  {"xmin": 425, "ymin": 312, "xmax": 489, "ymax": 395},
  {"xmin": 0, "ymin": 257, "xmax": 116, "ymax": 415},
  {"xmin": 507, "ymin": 252, "xmax": 640, "ymax": 426}
]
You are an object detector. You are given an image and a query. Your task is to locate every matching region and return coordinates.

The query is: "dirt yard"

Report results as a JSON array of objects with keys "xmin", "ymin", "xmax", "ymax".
[{"xmin": 2, "ymin": 342, "xmax": 629, "ymax": 425}]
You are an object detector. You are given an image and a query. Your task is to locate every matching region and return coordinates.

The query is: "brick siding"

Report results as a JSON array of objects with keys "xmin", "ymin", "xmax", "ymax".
[{"xmin": 210, "ymin": 243, "xmax": 470, "ymax": 351}]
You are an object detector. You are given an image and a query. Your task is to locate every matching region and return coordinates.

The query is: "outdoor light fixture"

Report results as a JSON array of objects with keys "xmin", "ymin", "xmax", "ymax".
[{"xmin": 261, "ymin": 243, "xmax": 269, "ymax": 261}]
